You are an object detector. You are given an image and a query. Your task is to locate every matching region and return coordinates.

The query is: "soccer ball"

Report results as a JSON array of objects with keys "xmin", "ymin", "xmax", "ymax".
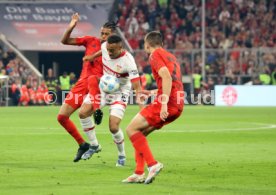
[{"xmin": 99, "ymin": 74, "xmax": 120, "ymax": 93}]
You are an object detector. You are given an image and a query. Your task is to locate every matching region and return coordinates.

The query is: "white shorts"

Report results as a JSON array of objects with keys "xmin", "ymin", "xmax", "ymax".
[{"xmin": 83, "ymin": 88, "xmax": 130, "ymax": 119}]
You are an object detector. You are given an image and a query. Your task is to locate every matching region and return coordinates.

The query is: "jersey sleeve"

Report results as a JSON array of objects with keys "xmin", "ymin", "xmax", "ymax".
[
  {"xmin": 75, "ymin": 36, "xmax": 95, "ymax": 46},
  {"xmin": 127, "ymin": 54, "xmax": 140, "ymax": 82},
  {"xmin": 150, "ymin": 50, "xmax": 166, "ymax": 73}
]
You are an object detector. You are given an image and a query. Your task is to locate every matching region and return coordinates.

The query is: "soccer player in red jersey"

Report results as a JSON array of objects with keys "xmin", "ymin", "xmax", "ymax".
[
  {"xmin": 122, "ymin": 31, "xmax": 184, "ymax": 184},
  {"xmin": 57, "ymin": 13, "xmax": 116, "ymax": 162}
]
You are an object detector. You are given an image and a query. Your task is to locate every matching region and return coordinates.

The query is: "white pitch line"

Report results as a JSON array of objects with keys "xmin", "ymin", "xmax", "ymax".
[
  {"xmin": 161, "ymin": 124, "xmax": 276, "ymax": 133},
  {"xmin": 0, "ymin": 123, "xmax": 275, "ymax": 135}
]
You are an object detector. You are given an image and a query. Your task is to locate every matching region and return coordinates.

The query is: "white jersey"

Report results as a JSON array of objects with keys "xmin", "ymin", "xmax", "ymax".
[
  {"xmin": 101, "ymin": 42, "xmax": 140, "ymax": 89},
  {"xmin": 83, "ymin": 42, "xmax": 140, "ymax": 119},
  {"xmin": 98, "ymin": 42, "xmax": 140, "ymax": 112}
]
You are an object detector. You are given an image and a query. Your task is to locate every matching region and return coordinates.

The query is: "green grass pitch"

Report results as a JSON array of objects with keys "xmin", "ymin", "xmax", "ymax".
[{"xmin": 0, "ymin": 106, "xmax": 276, "ymax": 195}]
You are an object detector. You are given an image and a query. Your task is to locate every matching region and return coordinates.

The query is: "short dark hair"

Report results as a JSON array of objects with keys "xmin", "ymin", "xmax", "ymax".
[
  {"xmin": 102, "ymin": 21, "xmax": 118, "ymax": 32},
  {"xmin": 145, "ymin": 31, "xmax": 163, "ymax": 47},
  {"xmin": 107, "ymin": 35, "xmax": 122, "ymax": 44}
]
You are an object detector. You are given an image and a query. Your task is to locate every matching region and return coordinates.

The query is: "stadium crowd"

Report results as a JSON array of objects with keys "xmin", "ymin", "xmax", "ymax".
[
  {"xmin": 117, "ymin": 0, "xmax": 276, "ymax": 50},
  {"xmin": 0, "ymin": 41, "xmax": 77, "ymax": 106},
  {"xmin": 1, "ymin": 0, "xmax": 276, "ymax": 106},
  {"xmin": 0, "ymin": 41, "xmax": 46, "ymax": 106},
  {"xmin": 116, "ymin": 0, "xmax": 276, "ymax": 88}
]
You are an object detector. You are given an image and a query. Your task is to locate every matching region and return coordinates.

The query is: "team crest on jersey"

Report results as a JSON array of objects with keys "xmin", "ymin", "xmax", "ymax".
[{"xmin": 116, "ymin": 64, "xmax": 122, "ymax": 72}]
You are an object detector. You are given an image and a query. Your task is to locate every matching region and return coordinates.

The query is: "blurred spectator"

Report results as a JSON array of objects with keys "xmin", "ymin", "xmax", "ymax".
[
  {"xmin": 36, "ymin": 80, "xmax": 49, "ymax": 105},
  {"xmin": 45, "ymin": 68, "xmax": 59, "ymax": 92},
  {"xmin": 125, "ymin": 11, "xmax": 139, "ymax": 36},
  {"xmin": 127, "ymin": 34, "xmax": 140, "ymax": 49},
  {"xmin": 69, "ymin": 72, "xmax": 77, "ymax": 88},
  {"xmin": 58, "ymin": 71, "xmax": 70, "ymax": 104},
  {"xmin": 0, "ymin": 68, "xmax": 6, "ymax": 76},
  {"xmin": 192, "ymin": 67, "xmax": 202, "ymax": 97},
  {"xmin": 19, "ymin": 84, "xmax": 30, "ymax": 106},
  {"xmin": 28, "ymin": 80, "xmax": 38, "ymax": 105},
  {"xmin": 59, "ymin": 71, "xmax": 70, "ymax": 91},
  {"xmin": 10, "ymin": 79, "xmax": 20, "ymax": 105},
  {"xmin": 259, "ymin": 67, "xmax": 271, "ymax": 85}
]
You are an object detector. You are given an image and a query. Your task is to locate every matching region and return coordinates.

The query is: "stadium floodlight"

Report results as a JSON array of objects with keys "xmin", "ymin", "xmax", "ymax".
[{"xmin": 0, "ymin": 75, "xmax": 9, "ymax": 107}]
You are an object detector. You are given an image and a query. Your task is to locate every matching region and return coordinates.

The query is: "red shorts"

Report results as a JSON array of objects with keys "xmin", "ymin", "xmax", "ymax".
[
  {"xmin": 64, "ymin": 79, "xmax": 89, "ymax": 109},
  {"xmin": 140, "ymin": 100, "xmax": 184, "ymax": 129}
]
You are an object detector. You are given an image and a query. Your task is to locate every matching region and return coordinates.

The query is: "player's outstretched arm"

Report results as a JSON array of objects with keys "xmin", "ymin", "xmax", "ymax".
[
  {"xmin": 83, "ymin": 50, "xmax": 102, "ymax": 62},
  {"xmin": 61, "ymin": 13, "xmax": 79, "ymax": 45},
  {"xmin": 158, "ymin": 67, "xmax": 172, "ymax": 121}
]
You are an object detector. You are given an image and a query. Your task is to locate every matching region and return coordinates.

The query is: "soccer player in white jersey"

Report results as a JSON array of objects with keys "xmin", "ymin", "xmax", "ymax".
[{"xmin": 79, "ymin": 34, "xmax": 142, "ymax": 166}]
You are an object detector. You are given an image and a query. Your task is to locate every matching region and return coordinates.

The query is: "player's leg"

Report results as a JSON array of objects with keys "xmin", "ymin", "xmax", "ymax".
[
  {"xmin": 109, "ymin": 106, "xmax": 126, "ymax": 166},
  {"xmin": 122, "ymin": 148, "xmax": 147, "ymax": 183},
  {"xmin": 123, "ymin": 113, "xmax": 161, "ymax": 183},
  {"xmin": 79, "ymin": 97, "xmax": 102, "ymax": 160},
  {"xmin": 140, "ymin": 104, "xmax": 183, "ymax": 184},
  {"xmin": 124, "ymin": 108, "xmax": 164, "ymax": 184},
  {"xmin": 81, "ymin": 91, "xmax": 108, "ymax": 160},
  {"xmin": 88, "ymin": 75, "xmax": 103, "ymax": 125},
  {"xmin": 57, "ymin": 103, "xmax": 90, "ymax": 162},
  {"xmin": 57, "ymin": 103, "xmax": 83, "ymax": 144},
  {"xmin": 57, "ymin": 80, "xmax": 90, "ymax": 162},
  {"xmin": 126, "ymin": 113, "xmax": 158, "ymax": 166},
  {"xmin": 131, "ymin": 125, "xmax": 156, "ymax": 180},
  {"xmin": 141, "ymin": 126, "xmax": 156, "ymax": 136}
]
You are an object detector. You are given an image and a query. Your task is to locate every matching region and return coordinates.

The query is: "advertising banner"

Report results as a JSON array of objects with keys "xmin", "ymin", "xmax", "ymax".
[
  {"xmin": 0, "ymin": 3, "xmax": 111, "ymax": 51},
  {"xmin": 215, "ymin": 85, "xmax": 276, "ymax": 106}
]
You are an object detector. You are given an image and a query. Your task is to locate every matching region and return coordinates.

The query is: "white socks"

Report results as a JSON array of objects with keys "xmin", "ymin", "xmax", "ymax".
[
  {"xmin": 112, "ymin": 128, "xmax": 125, "ymax": 157},
  {"xmin": 80, "ymin": 117, "xmax": 98, "ymax": 146},
  {"xmin": 80, "ymin": 117, "xmax": 125, "ymax": 157}
]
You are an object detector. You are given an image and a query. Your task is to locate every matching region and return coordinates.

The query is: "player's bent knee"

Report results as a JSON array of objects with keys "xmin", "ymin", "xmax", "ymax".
[
  {"xmin": 78, "ymin": 111, "xmax": 86, "ymax": 119},
  {"xmin": 142, "ymin": 126, "xmax": 156, "ymax": 136},
  {"xmin": 78, "ymin": 104, "xmax": 93, "ymax": 119},
  {"xmin": 125, "ymin": 125, "xmax": 132, "ymax": 133},
  {"xmin": 126, "ymin": 125, "xmax": 136, "ymax": 137},
  {"xmin": 78, "ymin": 109, "xmax": 90, "ymax": 119},
  {"xmin": 57, "ymin": 114, "xmax": 68, "ymax": 124},
  {"xmin": 109, "ymin": 123, "xmax": 119, "ymax": 134}
]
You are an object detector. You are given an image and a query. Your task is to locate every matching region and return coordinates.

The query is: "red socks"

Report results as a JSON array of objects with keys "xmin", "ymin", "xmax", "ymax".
[
  {"xmin": 88, "ymin": 75, "xmax": 101, "ymax": 110},
  {"xmin": 134, "ymin": 150, "xmax": 145, "ymax": 175},
  {"xmin": 57, "ymin": 114, "xmax": 85, "ymax": 145},
  {"xmin": 130, "ymin": 132, "xmax": 157, "ymax": 168}
]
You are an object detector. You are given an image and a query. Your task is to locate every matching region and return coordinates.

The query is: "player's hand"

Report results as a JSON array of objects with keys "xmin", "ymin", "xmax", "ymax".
[
  {"xmin": 69, "ymin": 13, "xmax": 79, "ymax": 28},
  {"xmin": 136, "ymin": 90, "xmax": 151, "ymax": 104},
  {"xmin": 83, "ymin": 55, "xmax": 95, "ymax": 62},
  {"xmin": 160, "ymin": 104, "xmax": 169, "ymax": 121},
  {"xmin": 136, "ymin": 92, "xmax": 146, "ymax": 109}
]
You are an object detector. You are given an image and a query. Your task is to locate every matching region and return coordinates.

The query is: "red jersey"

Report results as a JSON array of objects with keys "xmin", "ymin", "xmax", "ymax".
[
  {"xmin": 76, "ymin": 36, "xmax": 103, "ymax": 79},
  {"xmin": 149, "ymin": 48, "xmax": 184, "ymax": 105}
]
